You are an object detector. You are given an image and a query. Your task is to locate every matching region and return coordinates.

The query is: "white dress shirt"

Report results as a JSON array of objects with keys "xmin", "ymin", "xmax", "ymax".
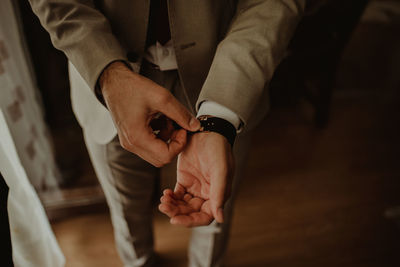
[{"xmin": 145, "ymin": 41, "xmax": 242, "ymax": 130}]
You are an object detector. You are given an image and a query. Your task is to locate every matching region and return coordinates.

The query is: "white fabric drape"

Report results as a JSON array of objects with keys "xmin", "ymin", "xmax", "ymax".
[
  {"xmin": 0, "ymin": 0, "xmax": 60, "ymax": 191},
  {"xmin": 0, "ymin": 0, "xmax": 65, "ymax": 265},
  {"xmin": 0, "ymin": 110, "xmax": 65, "ymax": 266}
]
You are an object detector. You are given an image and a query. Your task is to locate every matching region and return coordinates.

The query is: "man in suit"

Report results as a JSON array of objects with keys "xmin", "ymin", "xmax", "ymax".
[{"xmin": 29, "ymin": 0, "xmax": 305, "ymax": 266}]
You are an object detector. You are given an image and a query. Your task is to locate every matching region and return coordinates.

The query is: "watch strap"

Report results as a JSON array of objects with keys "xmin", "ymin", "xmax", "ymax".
[{"xmin": 195, "ymin": 116, "xmax": 236, "ymax": 147}]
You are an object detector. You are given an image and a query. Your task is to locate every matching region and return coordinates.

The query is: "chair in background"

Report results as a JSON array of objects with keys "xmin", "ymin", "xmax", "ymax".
[{"xmin": 269, "ymin": 0, "xmax": 370, "ymax": 128}]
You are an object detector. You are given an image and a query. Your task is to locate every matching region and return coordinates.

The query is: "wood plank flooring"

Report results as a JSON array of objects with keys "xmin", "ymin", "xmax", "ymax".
[{"xmin": 52, "ymin": 90, "xmax": 400, "ymax": 267}]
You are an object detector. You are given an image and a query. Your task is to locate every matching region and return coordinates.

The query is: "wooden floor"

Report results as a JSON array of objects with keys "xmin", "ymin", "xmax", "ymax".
[{"xmin": 51, "ymin": 89, "xmax": 400, "ymax": 267}]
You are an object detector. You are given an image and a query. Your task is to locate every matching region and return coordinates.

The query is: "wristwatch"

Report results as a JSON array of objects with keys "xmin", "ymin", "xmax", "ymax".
[{"xmin": 195, "ymin": 115, "xmax": 236, "ymax": 147}]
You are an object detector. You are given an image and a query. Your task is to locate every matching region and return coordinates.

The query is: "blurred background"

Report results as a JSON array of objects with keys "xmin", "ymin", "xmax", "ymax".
[{"xmin": 1, "ymin": 0, "xmax": 400, "ymax": 266}]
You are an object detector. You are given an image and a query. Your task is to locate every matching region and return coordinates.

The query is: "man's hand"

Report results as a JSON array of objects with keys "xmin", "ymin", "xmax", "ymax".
[
  {"xmin": 159, "ymin": 132, "xmax": 234, "ymax": 227},
  {"xmin": 100, "ymin": 61, "xmax": 200, "ymax": 167}
]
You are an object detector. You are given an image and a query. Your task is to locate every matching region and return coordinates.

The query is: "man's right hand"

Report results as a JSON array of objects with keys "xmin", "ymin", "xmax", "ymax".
[{"xmin": 99, "ymin": 61, "xmax": 200, "ymax": 167}]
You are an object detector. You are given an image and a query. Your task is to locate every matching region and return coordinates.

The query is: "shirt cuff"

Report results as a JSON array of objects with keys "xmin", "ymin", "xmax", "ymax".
[{"xmin": 197, "ymin": 101, "xmax": 242, "ymax": 130}]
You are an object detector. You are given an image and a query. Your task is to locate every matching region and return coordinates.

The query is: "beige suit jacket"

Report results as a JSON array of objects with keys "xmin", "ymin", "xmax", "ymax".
[{"xmin": 29, "ymin": 0, "xmax": 305, "ymax": 144}]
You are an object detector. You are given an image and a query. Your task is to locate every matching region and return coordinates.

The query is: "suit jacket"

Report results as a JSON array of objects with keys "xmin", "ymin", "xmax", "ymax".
[{"xmin": 29, "ymin": 0, "xmax": 305, "ymax": 144}]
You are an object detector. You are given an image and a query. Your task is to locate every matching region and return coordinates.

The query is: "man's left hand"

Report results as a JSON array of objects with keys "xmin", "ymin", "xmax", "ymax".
[{"xmin": 159, "ymin": 132, "xmax": 234, "ymax": 227}]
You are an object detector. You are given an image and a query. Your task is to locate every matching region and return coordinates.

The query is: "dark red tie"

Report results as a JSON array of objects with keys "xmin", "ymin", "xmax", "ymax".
[{"xmin": 147, "ymin": 0, "xmax": 171, "ymax": 46}]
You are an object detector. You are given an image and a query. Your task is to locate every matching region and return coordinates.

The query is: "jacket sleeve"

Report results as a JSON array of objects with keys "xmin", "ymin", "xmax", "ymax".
[
  {"xmin": 196, "ymin": 0, "xmax": 306, "ymax": 125},
  {"xmin": 28, "ymin": 0, "xmax": 128, "ymax": 91}
]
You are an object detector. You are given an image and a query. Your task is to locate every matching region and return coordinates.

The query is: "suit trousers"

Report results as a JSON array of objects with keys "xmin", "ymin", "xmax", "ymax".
[{"xmin": 83, "ymin": 62, "xmax": 253, "ymax": 267}]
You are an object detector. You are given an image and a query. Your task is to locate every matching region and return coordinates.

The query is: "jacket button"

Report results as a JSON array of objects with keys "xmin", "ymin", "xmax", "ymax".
[{"xmin": 127, "ymin": 52, "xmax": 139, "ymax": 62}]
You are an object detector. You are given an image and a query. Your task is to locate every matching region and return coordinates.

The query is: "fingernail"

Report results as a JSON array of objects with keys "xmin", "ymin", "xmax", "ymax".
[{"xmin": 189, "ymin": 117, "xmax": 200, "ymax": 130}]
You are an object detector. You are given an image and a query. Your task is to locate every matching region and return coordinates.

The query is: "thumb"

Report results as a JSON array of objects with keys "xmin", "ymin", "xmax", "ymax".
[
  {"xmin": 210, "ymin": 173, "xmax": 227, "ymax": 223},
  {"xmin": 157, "ymin": 94, "xmax": 200, "ymax": 132}
]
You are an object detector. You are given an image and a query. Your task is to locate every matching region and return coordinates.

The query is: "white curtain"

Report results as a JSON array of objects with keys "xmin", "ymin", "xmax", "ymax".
[
  {"xmin": 0, "ymin": 0, "xmax": 60, "ymax": 191},
  {"xmin": 0, "ymin": 1, "xmax": 65, "ymax": 265},
  {"xmin": 0, "ymin": 110, "xmax": 65, "ymax": 267}
]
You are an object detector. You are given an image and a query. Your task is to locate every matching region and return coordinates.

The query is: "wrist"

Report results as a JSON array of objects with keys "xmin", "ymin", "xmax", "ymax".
[
  {"xmin": 195, "ymin": 115, "xmax": 236, "ymax": 147},
  {"xmin": 99, "ymin": 61, "xmax": 131, "ymax": 95},
  {"xmin": 197, "ymin": 101, "xmax": 241, "ymax": 130}
]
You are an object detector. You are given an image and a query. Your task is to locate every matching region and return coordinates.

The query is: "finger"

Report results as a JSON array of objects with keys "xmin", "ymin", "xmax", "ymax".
[
  {"xmin": 167, "ymin": 129, "xmax": 188, "ymax": 155},
  {"xmin": 170, "ymin": 215, "xmax": 192, "ymax": 227},
  {"xmin": 174, "ymin": 183, "xmax": 186, "ymax": 200},
  {"xmin": 157, "ymin": 94, "xmax": 200, "ymax": 132},
  {"xmin": 188, "ymin": 197, "xmax": 204, "ymax": 211},
  {"xmin": 160, "ymin": 195, "xmax": 177, "ymax": 205},
  {"xmin": 183, "ymin": 193, "xmax": 193, "ymax": 203},
  {"xmin": 159, "ymin": 203, "xmax": 179, "ymax": 218},
  {"xmin": 177, "ymin": 203, "xmax": 197, "ymax": 215},
  {"xmin": 118, "ymin": 129, "xmax": 164, "ymax": 167},
  {"xmin": 159, "ymin": 201, "xmax": 194, "ymax": 217},
  {"xmin": 119, "ymin": 114, "xmax": 183, "ymax": 166},
  {"xmin": 135, "ymin": 129, "xmax": 187, "ymax": 166},
  {"xmin": 163, "ymin": 189, "xmax": 174, "ymax": 197},
  {"xmin": 164, "ymin": 189, "xmax": 183, "ymax": 202},
  {"xmin": 150, "ymin": 115, "xmax": 175, "ymax": 141},
  {"xmin": 170, "ymin": 212, "xmax": 213, "ymax": 227}
]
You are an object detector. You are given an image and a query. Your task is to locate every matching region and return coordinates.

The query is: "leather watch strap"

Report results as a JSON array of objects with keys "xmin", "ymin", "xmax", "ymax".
[
  {"xmin": 171, "ymin": 115, "xmax": 237, "ymax": 146},
  {"xmin": 195, "ymin": 115, "xmax": 236, "ymax": 147}
]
